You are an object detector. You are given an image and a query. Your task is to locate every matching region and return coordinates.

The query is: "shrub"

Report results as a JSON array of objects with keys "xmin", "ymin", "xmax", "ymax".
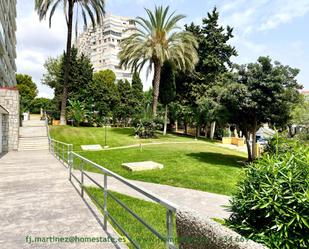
[
  {"xmin": 67, "ymin": 100, "xmax": 87, "ymax": 127},
  {"xmin": 227, "ymin": 137, "xmax": 309, "ymax": 249},
  {"xmin": 264, "ymin": 132, "xmax": 297, "ymax": 155},
  {"xmin": 134, "ymin": 118, "xmax": 158, "ymax": 138},
  {"xmin": 295, "ymin": 130, "xmax": 309, "ymax": 142}
]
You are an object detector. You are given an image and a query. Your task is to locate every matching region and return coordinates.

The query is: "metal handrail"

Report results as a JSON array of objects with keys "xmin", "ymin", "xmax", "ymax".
[
  {"xmin": 45, "ymin": 118, "xmax": 73, "ymax": 166},
  {"xmin": 45, "ymin": 118, "xmax": 178, "ymax": 248},
  {"xmin": 69, "ymin": 151, "xmax": 178, "ymax": 249}
]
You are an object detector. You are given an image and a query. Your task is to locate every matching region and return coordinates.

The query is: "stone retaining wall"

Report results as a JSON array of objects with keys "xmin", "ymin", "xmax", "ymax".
[
  {"xmin": 176, "ymin": 208, "xmax": 267, "ymax": 249},
  {"xmin": 0, "ymin": 88, "xmax": 19, "ymax": 151}
]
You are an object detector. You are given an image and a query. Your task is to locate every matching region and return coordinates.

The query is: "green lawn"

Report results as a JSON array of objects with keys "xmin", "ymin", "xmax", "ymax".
[
  {"xmin": 87, "ymin": 187, "xmax": 173, "ymax": 249},
  {"xmin": 50, "ymin": 126, "xmax": 195, "ymax": 150},
  {"xmin": 80, "ymin": 143, "xmax": 244, "ymax": 195},
  {"xmin": 51, "ymin": 126, "xmax": 246, "ymax": 195}
]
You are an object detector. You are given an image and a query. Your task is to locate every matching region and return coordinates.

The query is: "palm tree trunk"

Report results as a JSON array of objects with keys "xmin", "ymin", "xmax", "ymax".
[
  {"xmin": 60, "ymin": 0, "xmax": 74, "ymax": 125},
  {"xmin": 152, "ymin": 60, "xmax": 161, "ymax": 117},
  {"xmin": 163, "ymin": 104, "xmax": 168, "ymax": 135}
]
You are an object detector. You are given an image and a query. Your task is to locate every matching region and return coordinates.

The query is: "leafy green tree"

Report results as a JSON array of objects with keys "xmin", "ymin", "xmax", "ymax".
[
  {"xmin": 35, "ymin": 0, "xmax": 105, "ymax": 125},
  {"xmin": 16, "ymin": 74, "xmax": 38, "ymax": 112},
  {"xmin": 90, "ymin": 69, "xmax": 119, "ymax": 117},
  {"xmin": 66, "ymin": 50, "xmax": 94, "ymax": 103},
  {"xmin": 42, "ymin": 57, "xmax": 62, "ymax": 90},
  {"xmin": 42, "ymin": 48, "xmax": 94, "ymax": 116},
  {"xmin": 159, "ymin": 61, "xmax": 176, "ymax": 135},
  {"xmin": 143, "ymin": 88, "xmax": 153, "ymax": 119},
  {"xmin": 131, "ymin": 72, "xmax": 144, "ymax": 118},
  {"xmin": 30, "ymin": 98, "xmax": 53, "ymax": 114},
  {"xmin": 93, "ymin": 69, "xmax": 116, "ymax": 85},
  {"xmin": 114, "ymin": 79, "xmax": 133, "ymax": 125},
  {"xmin": 291, "ymin": 96, "xmax": 309, "ymax": 128},
  {"xmin": 180, "ymin": 8, "xmax": 237, "ymax": 138},
  {"xmin": 221, "ymin": 57, "xmax": 302, "ymax": 161},
  {"xmin": 119, "ymin": 5, "xmax": 198, "ymax": 116}
]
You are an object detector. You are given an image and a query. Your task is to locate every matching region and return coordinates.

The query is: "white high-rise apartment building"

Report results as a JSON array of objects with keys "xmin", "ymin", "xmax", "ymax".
[
  {"xmin": 0, "ymin": 0, "xmax": 17, "ymax": 87},
  {"xmin": 0, "ymin": 0, "xmax": 19, "ymax": 153},
  {"xmin": 76, "ymin": 14, "xmax": 135, "ymax": 81}
]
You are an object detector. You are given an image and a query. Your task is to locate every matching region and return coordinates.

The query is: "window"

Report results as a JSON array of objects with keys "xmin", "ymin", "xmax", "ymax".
[
  {"xmin": 103, "ymin": 30, "xmax": 121, "ymax": 37},
  {"xmin": 123, "ymin": 73, "xmax": 131, "ymax": 78}
]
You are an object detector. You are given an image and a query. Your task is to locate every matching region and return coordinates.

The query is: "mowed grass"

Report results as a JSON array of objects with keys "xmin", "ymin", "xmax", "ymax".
[
  {"xmin": 50, "ymin": 126, "xmax": 195, "ymax": 150},
  {"xmin": 87, "ymin": 187, "xmax": 172, "ymax": 249},
  {"xmin": 79, "ymin": 143, "xmax": 245, "ymax": 195},
  {"xmin": 51, "ymin": 126, "xmax": 246, "ymax": 195}
]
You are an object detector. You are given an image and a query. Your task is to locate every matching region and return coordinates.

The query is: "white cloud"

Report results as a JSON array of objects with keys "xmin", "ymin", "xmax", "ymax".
[
  {"xmin": 259, "ymin": 0, "xmax": 309, "ymax": 31},
  {"xmin": 221, "ymin": 0, "xmax": 247, "ymax": 13},
  {"xmin": 16, "ymin": 3, "xmax": 68, "ymax": 98}
]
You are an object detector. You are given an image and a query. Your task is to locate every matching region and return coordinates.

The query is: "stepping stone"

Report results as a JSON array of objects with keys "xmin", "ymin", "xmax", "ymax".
[
  {"xmin": 81, "ymin": 144, "xmax": 103, "ymax": 151},
  {"xmin": 122, "ymin": 161, "xmax": 164, "ymax": 171}
]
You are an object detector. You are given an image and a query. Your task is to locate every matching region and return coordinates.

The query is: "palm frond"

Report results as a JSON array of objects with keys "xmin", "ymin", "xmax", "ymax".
[
  {"xmin": 35, "ymin": 0, "xmax": 105, "ymax": 29},
  {"xmin": 119, "ymin": 5, "xmax": 198, "ymax": 73}
]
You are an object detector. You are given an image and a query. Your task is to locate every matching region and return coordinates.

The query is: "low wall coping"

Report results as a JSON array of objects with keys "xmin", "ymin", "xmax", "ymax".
[{"xmin": 176, "ymin": 208, "xmax": 268, "ymax": 249}]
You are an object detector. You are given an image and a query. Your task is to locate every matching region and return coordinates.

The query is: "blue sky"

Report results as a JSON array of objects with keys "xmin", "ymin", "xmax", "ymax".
[{"xmin": 16, "ymin": 0, "xmax": 309, "ymax": 98}]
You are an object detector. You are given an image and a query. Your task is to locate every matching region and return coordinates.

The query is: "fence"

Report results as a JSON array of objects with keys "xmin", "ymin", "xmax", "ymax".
[{"xmin": 45, "ymin": 120, "xmax": 178, "ymax": 249}]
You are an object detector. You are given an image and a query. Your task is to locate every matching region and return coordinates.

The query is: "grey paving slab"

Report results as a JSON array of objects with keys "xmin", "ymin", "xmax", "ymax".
[
  {"xmin": 0, "ymin": 151, "xmax": 127, "ymax": 249},
  {"xmin": 82, "ymin": 171, "xmax": 231, "ymax": 220}
]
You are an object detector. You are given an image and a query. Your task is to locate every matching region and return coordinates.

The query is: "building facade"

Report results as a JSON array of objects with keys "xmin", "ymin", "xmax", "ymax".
[
  {"xmin": 0, "ymin": 0, "xmax": 19, "ymax": 153},
  {"xmin": 76, "ymin": 14, "xmax": 135, "ymax": 81}
]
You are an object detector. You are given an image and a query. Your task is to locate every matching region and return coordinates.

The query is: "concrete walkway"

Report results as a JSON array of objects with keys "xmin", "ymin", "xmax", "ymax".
[
  {"xmin": 0, "ymin": 151, "xmax": 127, "ymax": 249},
  {"xmin": 82, "ymin": 171, "xmax": 231, "ymax": 220}
]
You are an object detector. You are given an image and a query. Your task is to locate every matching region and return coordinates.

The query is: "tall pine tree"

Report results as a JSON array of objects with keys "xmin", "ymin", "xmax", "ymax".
[{"xmin": 181, "ymin": 7, "xmax": 237, "ymax": 138}]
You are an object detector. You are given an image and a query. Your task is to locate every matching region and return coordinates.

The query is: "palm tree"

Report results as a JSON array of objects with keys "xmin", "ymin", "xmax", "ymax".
[
  {"xmin": 119, "ymin": 6, "xmax": 198, "ymax": 117},
  {"xmin": 35, "ymin": 0, "xmax": 105, "ymax": 125}
]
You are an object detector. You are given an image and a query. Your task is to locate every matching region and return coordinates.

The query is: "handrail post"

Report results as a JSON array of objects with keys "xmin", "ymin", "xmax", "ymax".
[
  {"xmin": 166, "ymin": 209, "xmax": 173, "ymax": 248},
  {"xmin": 81, "ymin": 162, "xmax": 84, "ymax": 198},
  {"xmin": 103, "ymin": 173, "xmax": 108, "ymax": 230},
  {"xmin": 62, "ymin": 143, "xmax": 64, "ymax": 162},
  {"xmin": 68, "ymin": 145, "xmax": 73, "ymax": 181}
]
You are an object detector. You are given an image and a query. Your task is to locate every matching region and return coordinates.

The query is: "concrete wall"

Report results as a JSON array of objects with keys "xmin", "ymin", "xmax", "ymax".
[
  {"xmin": 176, "ymin": 208, "xmax": 268, "ymax": 249},
  {"xmin": 0, "ymin": 88, "xmax": 19, "ymax": 151}
]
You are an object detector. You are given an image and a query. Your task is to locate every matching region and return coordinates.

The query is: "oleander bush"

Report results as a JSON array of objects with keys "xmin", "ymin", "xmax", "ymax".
[
  {"xmin": 227, "ymin": 136, "xmax": 309, "ymax": 249},
  {"xmin": 264, "ymin": 132, "xmax": 297, "ymax": 155}
]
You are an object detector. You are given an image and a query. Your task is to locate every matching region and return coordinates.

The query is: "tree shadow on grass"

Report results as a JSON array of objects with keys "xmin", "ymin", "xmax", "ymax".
[
  {"xmin": 109, "ymin": 127, "xmax": 135, "ymax": 136},
  {"xmin": 187, "ymin": 152, "xmax": 247, "ymax": 168}
]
